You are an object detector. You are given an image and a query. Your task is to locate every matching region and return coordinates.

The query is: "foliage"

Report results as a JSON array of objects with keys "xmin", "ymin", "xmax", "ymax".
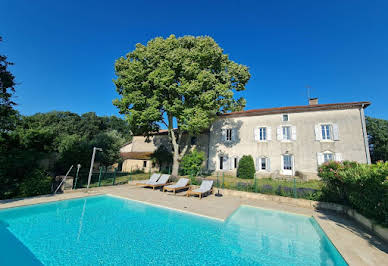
[
  {"xmin": 180, "ymin": 149, "xmax": 205, "ymax": 175},
  {"xmin": 18, "ymin": 169, "xmax": 52, "ymax": 197},
  {"xmin": 366, "ymin": 116, "xmax": 388, "ymax": 163},
  {"xmin": 151, "ymin": 145, "xmax": 173, "ymax": 169},
  {"xmin": 237, "ymin": 155, "xmax": 255, "ymax": 179},
  {"xmin": 318, "ymin": 161, "xmax": 388, "ymax": 225},
  {"xmin": 113, "ymin": 35, "xmax": 250, "ymax": 176},
  {"xmin": 0, "ymin": 36, "xmax": 18, "ymax": 134}
]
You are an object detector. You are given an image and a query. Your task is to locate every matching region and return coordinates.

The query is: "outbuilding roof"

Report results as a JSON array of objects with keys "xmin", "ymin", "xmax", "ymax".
[{"xmin": 120, "ymin": 152, "xmax": 153, "ymax": 160}]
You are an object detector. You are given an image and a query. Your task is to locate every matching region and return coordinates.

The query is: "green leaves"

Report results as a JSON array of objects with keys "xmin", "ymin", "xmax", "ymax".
[
  {"xmin": 366, "ymin": 116, "xmax": 388, "ymax": 163},
  {"xmin": 113, "ymin": 35, "xmax": 251, "ymax": 136}
]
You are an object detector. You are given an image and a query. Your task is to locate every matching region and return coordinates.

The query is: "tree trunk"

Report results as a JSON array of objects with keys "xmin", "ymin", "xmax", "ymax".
[{"xmin": 171, "ymin": 154, "xmax": 179, "ymax": 177}]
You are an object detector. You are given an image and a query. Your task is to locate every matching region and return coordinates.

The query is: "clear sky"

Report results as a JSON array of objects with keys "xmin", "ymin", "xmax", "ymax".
[{"xmin": 1, "ymin": 0, "xmax": 387, "ymax": 119}]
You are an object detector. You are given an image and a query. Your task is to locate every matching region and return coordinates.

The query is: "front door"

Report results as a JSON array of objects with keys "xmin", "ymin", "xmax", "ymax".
[{"xmin": 282, "ymin": 154, "xmax": 293, "ymax": 175}]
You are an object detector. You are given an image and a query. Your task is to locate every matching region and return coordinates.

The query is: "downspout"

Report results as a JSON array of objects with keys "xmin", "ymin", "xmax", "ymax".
[{"xmin": 359, "ymin": 104, "xmax": 371, "ymax": 164}]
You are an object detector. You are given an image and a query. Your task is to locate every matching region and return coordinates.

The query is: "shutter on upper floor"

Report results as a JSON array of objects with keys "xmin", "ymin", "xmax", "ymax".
[
  {"xmin": 277, "ymin": 126, "xmax": 282, "ymax": 140},
  {"xmin": 315, "ymin": 125, "xmax": 321, "ymax": 141},
  {"xmin": 254, "ymin": 127, "xmax": 259, "ymax": 141},
  {"xmin": 232, "ymin": 128, "xmax": 237, "ymax": 142},
  {"xmin": 333, "ymin": 124, "xmax": 339, "ymax": 140},
  {"xmin": 291, "ymin": 126, "xmax": 297, "ymax": 140},
  {"xmin": 267, "ymin": 127, "xmax": 272, "ymax": 141},
  {"xmin": 222, "ymin": 129, "xmax": 226, "ymax": 142}
]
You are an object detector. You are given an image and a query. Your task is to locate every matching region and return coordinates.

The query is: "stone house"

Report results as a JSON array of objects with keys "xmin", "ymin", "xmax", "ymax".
[{"xmin": 120, "ymin": 99, "xmax": 370, "ymax": 179}]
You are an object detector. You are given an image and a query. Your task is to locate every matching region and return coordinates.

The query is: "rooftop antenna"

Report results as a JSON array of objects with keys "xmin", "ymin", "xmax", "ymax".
[{"xmin": 306, "ymin": 85, "xmax": 311, "ymax": 100}]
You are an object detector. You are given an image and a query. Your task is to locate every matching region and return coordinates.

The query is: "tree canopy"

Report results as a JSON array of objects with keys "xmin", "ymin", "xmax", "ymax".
[
  {"xmin": 366, "ymin": 116, "xmax": 388, "ymax": 163},
  {"xmin": 114, "ymin": 35, "xmax": 250, "ymax": 175}
]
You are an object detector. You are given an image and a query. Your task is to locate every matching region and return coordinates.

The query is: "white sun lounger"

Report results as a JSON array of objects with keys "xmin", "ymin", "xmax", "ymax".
[
  {"xmin": 136, "ymin": 173, "xmax": 160, "ymax": 185},
  {"xmin": 163, "ymin": 178, "xmax": 190, "ymax": 194},
  {"xmin": 186, "ymin": 180, "xmax": 213, "ymax": 199},
  {"xmin": 144, "ymin": 174, "xmax": 171, "ymax": 190}
]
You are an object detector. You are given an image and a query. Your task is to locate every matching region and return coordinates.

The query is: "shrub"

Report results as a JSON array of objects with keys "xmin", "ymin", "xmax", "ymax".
[
  {"xmin": 318, "ymin": 161, "xmax": 388, "ymax": 226},
  {"xmin": 180, "ymin": 149, "xmax": 205, "ymax": 176},
  {"xmin": 18, "ymin": 169, "xmax": 52, "ymax": 197},
  {"xmin": 237, "ymin": 155, "xmax": 255, "ymax": 179}
]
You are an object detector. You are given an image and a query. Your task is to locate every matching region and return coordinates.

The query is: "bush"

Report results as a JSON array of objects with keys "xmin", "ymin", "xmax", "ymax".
[
  {"xmin": 18, "ymin": 169, "xmax": 52, "ymax": 197},
  {"xmin": 318, "ymin": 161, "xmax": 388, "ymax": 226},
  {"xmin": 237, "ymin": 155, "xmax": 255, "ymax": 179},
  {"xmin": 180, "ymin": 149, "xmax": 205, "ymax": 176}
]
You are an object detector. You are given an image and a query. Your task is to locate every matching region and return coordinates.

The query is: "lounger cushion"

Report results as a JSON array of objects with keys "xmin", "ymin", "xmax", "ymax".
[
  {"xmin": 164, "ymin": 178, "xmax": 189, "ymax": 189},
  {"xmin": 192, "ymin": 180, "xmax": 213, "ymax": 193},
  {"xmin": 137, "ymin": 173, "xmax": 160, "ymax": 184}
]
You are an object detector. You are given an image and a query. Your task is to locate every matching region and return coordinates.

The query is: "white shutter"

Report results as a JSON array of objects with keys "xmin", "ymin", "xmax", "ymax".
[
  {"xmin": 222, "ymin": 129, "xmax": 226, "ymax": 142},
  {"xmin": 267, "ymin": 158, "xmax": 271, "ymax": 171},
  {"xmin": 277, "ymin": 126, "xmax": 282, "ymax": 140},
  {"xmin": 267, "ymin": 127, "xmax": 272, "ymax": 141},
  {"xmin": 254, "ymin": 127, "xmax": 259, "ymax": 141},
  {"xmin": 255, "ymin": 157, "xmax": 260, "ymax": 171},
  {"xmin": 335, "ymin": 153, "xmax": 342, "ymax": 162},
  {"xmin": 315, "ymin": 125, "xmax": 321, "ymax": 141},
  {"xmin": 291, "ymin": 126, "xmax": 297, "ymax": 140},
  {"xmin": 333, "ymin": 124, "xmax": 339, "ymax": 140},
  {"xmin": 229, "ymin": 156, "xmax": 234, "ymax": 170},
  {"xmin": 223, "ymin": 156, "xmax": 229, "ymax": 170},
  {"xmin": 317, "ymin": 152, "xmax": 324, "ymax": 165}
]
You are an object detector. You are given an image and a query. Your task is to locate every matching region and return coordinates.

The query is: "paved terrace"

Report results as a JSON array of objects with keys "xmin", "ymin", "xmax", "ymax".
[{"xmin": 1, "ymin": 184, "xmax": 387, "ymax": 265}]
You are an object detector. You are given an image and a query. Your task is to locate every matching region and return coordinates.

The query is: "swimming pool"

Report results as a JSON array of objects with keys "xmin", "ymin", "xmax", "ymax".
[{"xmin": 0, "ymin": 195, "xmax": 346, "ymax": 265}]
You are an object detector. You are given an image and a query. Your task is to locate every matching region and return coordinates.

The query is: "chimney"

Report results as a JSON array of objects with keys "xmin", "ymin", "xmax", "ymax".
[{"xmin": 309, "ymin": 98, "xmax": 318, "ymax": 105}]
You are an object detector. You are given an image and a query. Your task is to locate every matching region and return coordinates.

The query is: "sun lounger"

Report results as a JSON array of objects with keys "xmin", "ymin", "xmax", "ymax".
[
  {"xmin": 163, "ymin": 178, "xmax": 190, "ymax": 194},
  {"xmin": 145, "ymin": 174, "xmax": 171, "ymax": 190},
  {"xmin": 186, "ymin": 180, "xmax": 213, "ymax": 199},
  {"xmin": 136, "ymin": 173, "xmax": 160, "ymax": 186}
]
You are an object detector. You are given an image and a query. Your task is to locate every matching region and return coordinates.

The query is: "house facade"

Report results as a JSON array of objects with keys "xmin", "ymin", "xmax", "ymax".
[{"xmin": 120, "ymin": 99, "xmax": 371, "ymax": 179}]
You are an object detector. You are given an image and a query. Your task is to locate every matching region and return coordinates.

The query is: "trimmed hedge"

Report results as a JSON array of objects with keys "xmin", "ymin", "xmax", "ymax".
[
  {"xmin": 318, "ymin": 161, "xmax": 388, "ymax": 226},
  {"xmin": 237, "ymin": 155, "xmax": 255, "ymax": 179}
]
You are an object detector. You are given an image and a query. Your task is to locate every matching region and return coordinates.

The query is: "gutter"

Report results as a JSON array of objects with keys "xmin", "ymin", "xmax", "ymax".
[{"xmin": 359, "ymin": 104, "xmax": 371, "ymax": 164}]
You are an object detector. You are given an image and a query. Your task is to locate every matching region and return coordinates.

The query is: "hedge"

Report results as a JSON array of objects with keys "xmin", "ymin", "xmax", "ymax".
[{"xmin": 318, "ymin": 161, "xmax": 388, "ymax": 226}]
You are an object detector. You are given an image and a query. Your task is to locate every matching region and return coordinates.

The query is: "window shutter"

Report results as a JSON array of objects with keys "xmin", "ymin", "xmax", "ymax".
[
  {"xmin": 232, "ymin": 128, "xmax": 237, "ymax": 142},
  {"xmin": 254, "ymin": 127, "xmax": 259, "ymax": 141},
  {"xmin": 317, "ymin": 152, "xmax": 324, "ymax": 165},
  {"xmin": 314, "ymin": 125, "xmax": 321, "ymax": 141},
  {"xmin": 277, "ymin": 126, "xmax": 282, "ymax": 140},
  {"xmin": 267, "ymin": 158, "xmax": 271, "ymax": 171},
  {"xmin": 255, "ymin": 157, "xmax": 260, "ymax": 171},
  {"xmin": 222, "ymin": 129, "xmax": 226, "ymax": 142},
  {"xmin": 291, "ymin": 126, "xmax": 297, "ymax": 140},
  {"xmin": 229, "ymin": 157, "xmax": 234, "ymax": 170},
  {"xmin": 333, "ymin": 124, "xmax": 339, "ymax": 140},
  {"xmin": 335, "ymin": 153, "xmax": 342, "ymax": 162},
  {"xmin": 223, "ymin": 156, "xmax": 229, "ymax": 170},
  {"xmin": 267, "ymin": 127, "xmax": 272, "ymax": 141}
]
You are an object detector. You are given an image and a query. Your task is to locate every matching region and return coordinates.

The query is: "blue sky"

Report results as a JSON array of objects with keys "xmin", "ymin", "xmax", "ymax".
[{"xmin": 1, "ymin": 0, "xmax": 387, "ymax": 119}]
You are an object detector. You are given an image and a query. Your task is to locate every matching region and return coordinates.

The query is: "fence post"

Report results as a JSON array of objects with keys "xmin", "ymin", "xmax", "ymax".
[
  {"xmin": 293, "ymin": 177, "xmax": 297, "ymax": 198},
  {"xmin": 74, "ymin": 167, "xmax": 79, "ymax": 189},
  {"xmin": 222, "ymin": 172, "xmax": 225, "ymax": 189},
  {"xmin": 254, "ymin": 177, "xmax": 257, "ymax": 193},
  {"xmin": 129, "ymin": 167, "xmax": 132, "ymax": 182},
  {"xmin": 98, "ymin": 167, "xmax": 103, "ymax": 187},
  {"xmin": 112, "ymin": 168, "xmax": 117, "ymax": 185}
]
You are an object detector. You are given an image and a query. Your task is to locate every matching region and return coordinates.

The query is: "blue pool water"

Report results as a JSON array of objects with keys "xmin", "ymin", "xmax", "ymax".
[{"xmin": 0, "ymin": 195, "xmax": 347, "ymax": 265}]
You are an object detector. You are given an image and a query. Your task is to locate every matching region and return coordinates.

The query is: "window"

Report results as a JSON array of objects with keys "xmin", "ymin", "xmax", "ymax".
[
  {"xmin": 190, "ymin": 136, "xmax": 197, "ymax": 145},
  {"xmin": 282, "ymin": 114, "xmax": 289, "ymax": 122},
  {"xmin": 219, "ymin": 156, "xmax": 224, "ymax": 170},
  {"xmin": 226, "ymin": 129, "xmax": 232, "ymax": 141},
  {"xmin": 282, "ymin": 126, "xmax": 291, "ymax": 140},
  {"xmin": 234, "ymin": 157, "xmax": 238, "ymax": 169},
  {"xmin": 323, "ymin": 153, "xmax": 334, "ymax": 163},
  {"xmin": 259, "ymin": 127, "xmax": 266, "ymax": 141},
  {"xmin": 283, "ymin": 155, "xmax": 292, "ymax": 170},
  {"xmin": 321, "ymin": 124, "xmax": 332, "ymax": 140},
  {"xmin": 261, "ymin": 157, "xmax": 267, "ymax": 170},
  {"xmin": 143, "ymin": 161, "xmax": 147, "ymax": 168}
]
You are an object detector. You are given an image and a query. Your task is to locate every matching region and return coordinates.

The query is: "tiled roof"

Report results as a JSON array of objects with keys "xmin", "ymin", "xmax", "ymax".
[
  {"xmin": 220, "ymin": 101, "xmax": 370, "ymax": 118},
  {"xmin": 120, "ymin": 152, "xmax": 153, "ymax": 160}
]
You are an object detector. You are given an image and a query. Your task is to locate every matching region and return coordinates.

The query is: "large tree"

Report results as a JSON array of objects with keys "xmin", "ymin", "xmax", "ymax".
[
  {"xmin": 366, "ymin": 116, "xmax": 388, "ymax": 163},
  {"xmin": 113, "ymin": 35, "xmax": 250, "ymax": 176}
]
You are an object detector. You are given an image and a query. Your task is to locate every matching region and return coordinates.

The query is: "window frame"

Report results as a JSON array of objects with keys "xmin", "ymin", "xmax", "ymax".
[
  {"xmin": 323, "ymin": 152, "xmax": 334, "ymax": 163},
  {"xmin": 260, "ymin": 157, "xmax": 267, "ymax": 170},
  {"xmin": 321, "ymin": 124, "xmax": 333, "ymax": 141},
  {"xmin": 282, "ymin": 114, "xmax": 289, "ymax": 122},
  {"xmin": 226, "ymin": 129, "xmax": 232, "ymax": 141},
  {"xmin": 282, "ymin": 126, "xmax": 291, "ymax": 141},
  {"xmin": 219, "ymin": 156, "xmax": 224, "ymax": 170},
  {"xmin": 259, "ymin": 127, "xmax": 267, "ymax": 141}
]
